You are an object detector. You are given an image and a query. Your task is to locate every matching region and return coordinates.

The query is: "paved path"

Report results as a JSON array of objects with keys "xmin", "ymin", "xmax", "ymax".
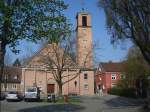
[
  {"xmin": 79, "ymin": 95, "xmax": 147, "ymax": 112},
  {"xmin": 1, "ymin": 95, "xmax": 149, "ymax": 112}
]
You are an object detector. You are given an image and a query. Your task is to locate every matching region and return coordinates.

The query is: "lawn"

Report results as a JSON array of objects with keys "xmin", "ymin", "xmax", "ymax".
[{"xmin": 56, "ymin": 96, "xmax": 81, "ymax": 104}]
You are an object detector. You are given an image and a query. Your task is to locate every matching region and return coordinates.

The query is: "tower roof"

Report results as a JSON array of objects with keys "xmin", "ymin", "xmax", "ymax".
[{"xmin": 76, "ymin": 11, "xmax": 91, "ymax": 16}]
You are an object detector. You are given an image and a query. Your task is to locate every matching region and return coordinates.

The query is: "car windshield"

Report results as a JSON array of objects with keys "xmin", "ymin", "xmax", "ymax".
[
  {"xmin": 8, "ymin": 91, "xmax": 17, "ymax": 94},
  {"xmin": 26, "ymin": 88, "xmax": 37, "ymax": 92}
]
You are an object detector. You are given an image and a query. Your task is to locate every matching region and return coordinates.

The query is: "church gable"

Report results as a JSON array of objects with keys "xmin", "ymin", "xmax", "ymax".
[{"xmin": 26, "ymin": 43, "xmax": 77, "ymax": 69}]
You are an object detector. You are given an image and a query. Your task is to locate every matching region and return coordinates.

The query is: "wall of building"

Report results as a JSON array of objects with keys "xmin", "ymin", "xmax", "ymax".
[
  {"xmin": 96, "ymin": 72, "xmax": 121, "ymax": 93},
  {"xmin": 1, "ymin": 83, "xmax": 21, "ymax": 92},
  {"xmin": 21, "ymin": 68, "xmax": 95, "ymax": 97}
]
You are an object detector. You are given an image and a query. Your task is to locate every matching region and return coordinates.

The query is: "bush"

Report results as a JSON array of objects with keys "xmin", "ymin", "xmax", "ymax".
[{"xmin": 108, "ymin": 87, "xmax": 137, "ymax": 98}]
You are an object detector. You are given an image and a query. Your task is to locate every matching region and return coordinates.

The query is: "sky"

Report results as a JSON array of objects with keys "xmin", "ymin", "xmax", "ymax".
[{"xmin": 6, "ymin": 0, "xmax": 132, "ymax": 65}]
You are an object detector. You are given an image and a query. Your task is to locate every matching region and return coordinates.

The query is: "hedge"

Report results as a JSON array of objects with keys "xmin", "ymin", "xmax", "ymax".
[{"xmin": 108, "ymin": 87, "xmax": 137, "ymax": 98}]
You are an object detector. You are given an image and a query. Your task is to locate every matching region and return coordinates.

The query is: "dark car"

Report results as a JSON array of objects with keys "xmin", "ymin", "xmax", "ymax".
[
  {"xmin": 0, "ymin": 92, "xmax": 6, "ymax": 100},
  {"xmin": 6, "ymin": 91, "xmax": 23, "ymax": 101}
]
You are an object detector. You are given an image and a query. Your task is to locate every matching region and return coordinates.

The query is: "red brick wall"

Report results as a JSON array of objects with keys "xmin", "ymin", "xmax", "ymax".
[{"xmin": 96, "ymin": 72, "xmax": 121, "ymax": 93}]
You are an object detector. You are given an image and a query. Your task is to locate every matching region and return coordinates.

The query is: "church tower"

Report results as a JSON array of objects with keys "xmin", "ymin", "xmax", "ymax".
[{"xmin": 76, "ymin": 12, "xmax": 93, "ymax": 68}]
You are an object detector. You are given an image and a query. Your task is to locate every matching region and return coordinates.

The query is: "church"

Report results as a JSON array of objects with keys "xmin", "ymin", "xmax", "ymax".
[{"xmin": 21, "ymin": 11, "xmax": 95, "ymax": 97}]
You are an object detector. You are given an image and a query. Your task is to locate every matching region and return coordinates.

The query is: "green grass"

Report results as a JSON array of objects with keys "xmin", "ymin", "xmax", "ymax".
[
  {"xmin": 40, "ymin": 96, "xmax": 81, "ymax": 104},
  {"xmin": 56, "ymin": 97, "xmax": 81, "ymax": 104}
]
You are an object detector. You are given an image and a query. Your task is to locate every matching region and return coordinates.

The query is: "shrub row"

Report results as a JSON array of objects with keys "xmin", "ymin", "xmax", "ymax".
[{"xmin": 108, "ymin": 87, "xmax": 137, "ymax": 98}]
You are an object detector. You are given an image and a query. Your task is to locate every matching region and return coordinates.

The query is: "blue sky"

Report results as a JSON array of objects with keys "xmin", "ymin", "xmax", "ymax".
[{"xmin": 6, "ymin": 0, "xmax": 132, "ymax": 65}]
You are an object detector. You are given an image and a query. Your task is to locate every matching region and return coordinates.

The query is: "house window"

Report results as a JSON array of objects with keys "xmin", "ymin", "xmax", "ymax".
[
  {"xmin": 84, "ymin": 84, "xmax": 88, "ymax": 90},
  {"xmin": 111, "ymin": 74, "xmax": 116, "ymax": 80},
  {"xmin": 4, "ymin": 84, "xmax": 7, "ymax": 88},
  {"xmin": 1, "ymin": 84, "xmax": 4, "ymax": 89},
  {"xmin": 120, "ymin": 73, "xmax": 125, "ymax": 79},
  {"xmin": 82, "ymin": 16, "xmax": 87, "ymax": 27},
  {"xmin": 14, "ymin": 75, "xmax": 18, "ymax": 80},
  {"xmin": 13, "ymin": 84, "xmax": 16, "ymax": 88},
  {"xmin": 84, "ymin": 73, "xmax": 88, "ymax": 80}
]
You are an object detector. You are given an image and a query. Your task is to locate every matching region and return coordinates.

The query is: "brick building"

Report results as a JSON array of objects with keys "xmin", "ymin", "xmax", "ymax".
[
  {"xmin": 21, "ymin": 11, "xmax": 95, "ymax": 97},
  {"xmin": 95, "ymin": 61, "xmax": 124, "ymax": 93},
  {"xmin": 1, "ymin": 66, "xmax": 22, "ymax": 92}
]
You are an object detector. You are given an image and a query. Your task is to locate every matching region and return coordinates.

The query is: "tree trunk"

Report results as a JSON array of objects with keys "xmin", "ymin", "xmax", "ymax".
[
  {"xmin": 0, "ymin": 41, "xmax": 6, "ymax": 95},
  {"xmin": 58, "ymin": 83, "xmax": 63, "ymax": 96}
]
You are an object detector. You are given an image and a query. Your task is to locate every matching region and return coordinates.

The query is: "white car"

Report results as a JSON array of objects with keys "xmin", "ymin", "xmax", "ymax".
[
  {"xmin": 6, "ymin": 91, "xmax": 23, "ymax": 101},
  {"xmin": 24, "ymin": 87, "xmax": 40, "ymax": 101}
]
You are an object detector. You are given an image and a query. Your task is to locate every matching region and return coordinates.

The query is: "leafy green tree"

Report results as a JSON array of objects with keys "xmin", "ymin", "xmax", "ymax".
[
  {"xmin": 99, "ymin": 0, "xmax": 150, "ymax": 64},
  {"xmin": 123, "ymin": 46, "xmax": 150, "ymax": 96},
  {"xmin": 0, "ymin": 0, "xmax": 71, "ymax": 90}
]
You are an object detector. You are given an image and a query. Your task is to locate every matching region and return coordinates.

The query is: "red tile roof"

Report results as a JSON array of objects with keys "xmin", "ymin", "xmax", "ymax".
[{"xmin": 100, "ymin": 61, "xmax": 123, "ymax": 72}]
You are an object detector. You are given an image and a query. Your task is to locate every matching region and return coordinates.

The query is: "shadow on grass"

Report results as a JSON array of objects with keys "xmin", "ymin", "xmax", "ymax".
[
  {"xmin": 104, "ymin": 96, "xmax": 146, "ymax": 108},
  {"xmin": 18, "ymin": 103, "xmax": 85, "ymax": 112}
]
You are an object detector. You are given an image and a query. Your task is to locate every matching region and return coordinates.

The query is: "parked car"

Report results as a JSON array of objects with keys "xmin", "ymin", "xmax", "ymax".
[
  {"xmin": 6, "ymin": 91, "xmax": 23, "ymax": 101},
  {"xmin": 0, "ymin": 92, "xmax": 6, "ymax": 100},
  {"xmin": 24, "ymin": 86, "xmax": 40, "ymax": 101}
]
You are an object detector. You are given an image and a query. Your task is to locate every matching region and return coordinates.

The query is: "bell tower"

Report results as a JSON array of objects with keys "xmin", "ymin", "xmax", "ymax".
[{"xmin": 76, "ymin": 12, "xmax": 93, "ymax": 68}]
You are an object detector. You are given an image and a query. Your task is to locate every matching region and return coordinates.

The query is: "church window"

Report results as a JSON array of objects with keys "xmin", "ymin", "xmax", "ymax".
[
  {"xmin": 84, "ymin": 73, "xmax": 88, "ymax": 79},
  {"xmin": 84, "ymin": 84, "xmax": 88, "ymax": 90},
  {"xmin": 82, "ymin": 16, "xmax": 87, "ymax": 27}
]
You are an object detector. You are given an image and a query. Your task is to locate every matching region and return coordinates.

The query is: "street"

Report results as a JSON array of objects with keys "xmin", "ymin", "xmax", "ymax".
[{"xmin": 0, "ymin": 95, "xmax": 149, "ymax": 112}]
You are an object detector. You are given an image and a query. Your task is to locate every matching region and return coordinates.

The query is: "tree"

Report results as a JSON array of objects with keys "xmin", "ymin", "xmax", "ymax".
[
  {"xmin": 20, "ymin": 41, "xmax": 45, "ymax": 66},
  {"xmin": 0, "ymin": 0, "xmax": 70, "ymax": 93},
  {"xmin": 4, "ymin": 52, "xmax": 12, "ymax": 66},
  {"xmin": 99, "ymin": 0, "xmax": 150, "ymax": 64},
  {"xmin": 13, "ymin": 58, "xmax": 21, "ymax": 67},
  {"xmin": 123, "ymin": 46, "xmax": 150, "ymax": 96},
  {"xmin": 37, "ymin": 34, "xmax": 94, "ymax": 96},
  {"xmin": 38, "ymin": 37, "xmax": 80, "ymax": 96}
]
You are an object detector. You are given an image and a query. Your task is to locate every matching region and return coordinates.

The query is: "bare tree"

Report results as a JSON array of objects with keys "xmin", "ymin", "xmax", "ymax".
[
  {"xmin": 92, "ymin": 40, "xmax": 101, "ymax": 68},
  {"xmin": 37, "ymin": 34, "xmax": 99, "ymax": 96},
  {"xmin": 39, "ymin": 37, "xmax": 81, "ymax": 96}
]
